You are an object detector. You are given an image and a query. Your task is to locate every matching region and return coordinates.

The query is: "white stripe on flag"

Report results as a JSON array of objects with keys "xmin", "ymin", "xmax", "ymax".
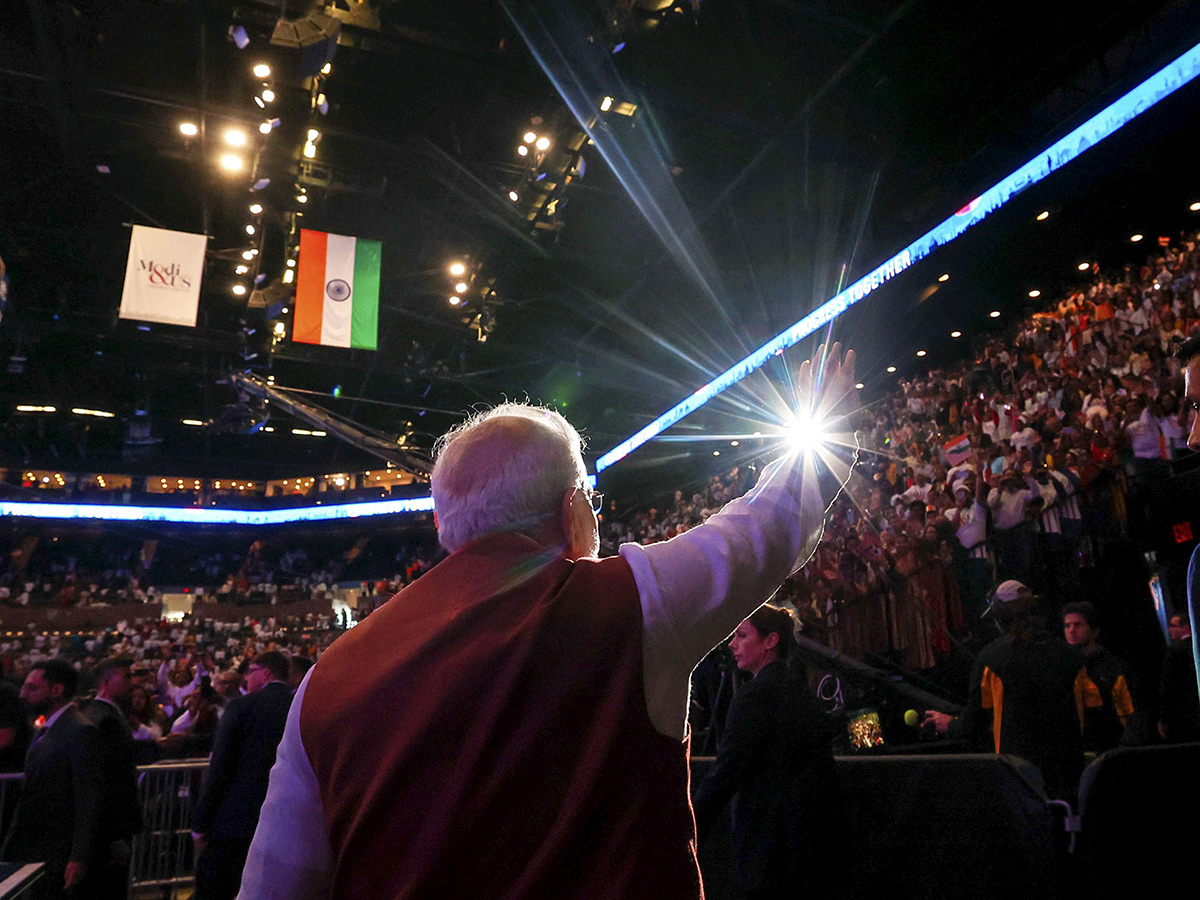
[{"xmin": 321, "ymin": 234, "xmax": 357, "ymax": 348}]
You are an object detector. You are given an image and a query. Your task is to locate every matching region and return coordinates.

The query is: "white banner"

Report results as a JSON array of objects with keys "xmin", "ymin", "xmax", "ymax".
[{"xmin": 119, "ymin": 225, "xmax": 207, "ymax": 326}]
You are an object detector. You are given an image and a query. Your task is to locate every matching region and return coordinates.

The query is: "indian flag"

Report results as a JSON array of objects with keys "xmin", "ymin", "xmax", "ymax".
[
  {"xmin": 293, "ymin": 229, "xmax": 381, "ymax": 349},
  {"xmin": 942, "ymin": 433, "xmax": 973, "ymax": 466}
]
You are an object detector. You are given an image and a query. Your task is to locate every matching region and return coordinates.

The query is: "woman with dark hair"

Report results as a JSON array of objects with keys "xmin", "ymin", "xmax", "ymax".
[{"xmin": 693, "ymin": 605, "xmax": 843, "ymax": 900}]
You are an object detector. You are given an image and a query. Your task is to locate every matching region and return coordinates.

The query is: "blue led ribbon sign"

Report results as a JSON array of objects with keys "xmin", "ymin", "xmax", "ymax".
[{"xmin": 596, "ymin": 40, "xmax": 1200, "ymax": 472}]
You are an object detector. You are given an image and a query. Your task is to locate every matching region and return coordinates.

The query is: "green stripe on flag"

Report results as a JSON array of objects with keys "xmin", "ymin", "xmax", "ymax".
[{"xmin": 351, "ymin": 239, "xmax": 381, "ymax": 350}]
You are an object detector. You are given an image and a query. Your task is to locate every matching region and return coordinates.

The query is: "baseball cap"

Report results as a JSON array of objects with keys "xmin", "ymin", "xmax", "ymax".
[{"xmin": 991, "ymin": 580, "xmax": 1035, "ymax": 603}]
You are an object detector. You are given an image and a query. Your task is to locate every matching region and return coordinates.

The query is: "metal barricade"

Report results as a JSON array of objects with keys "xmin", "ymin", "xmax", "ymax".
[
  {"xmin": 129, "ymin": 759, "xmax": 208, "ymax": 898},
  {"xmin": 0, "ymin": 761, "xmax": 209, "ymax": 900}
]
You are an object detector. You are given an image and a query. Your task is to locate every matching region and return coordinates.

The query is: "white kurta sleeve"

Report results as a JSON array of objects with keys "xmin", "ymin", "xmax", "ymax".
[
  {"xmin": 622, "ymin": 449, "xmax": 831, "ymax": 738},
  {"xmin": 237, "ymin": 668, "xmax": 333, "ymax": 900}
]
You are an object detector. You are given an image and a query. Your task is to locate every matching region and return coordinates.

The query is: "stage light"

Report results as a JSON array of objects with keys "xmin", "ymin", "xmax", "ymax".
[
  {"xmin": 253, "ymin": 63, "xmax": 271, "ymax": 78},
  {"xmin": 523, "ymin": 131, "xmax": 537, "ymax": 144},
  {"xmin": 249, "ymin": 203, "xmax": 263, "ymax": 215},
  {"xmin": 784, "ymin": 412, "xmax": 827, "ymax": 454},
  {"xmin": 303, "ymin": 141, "xmax": 316, "ymax": 158},
  {"xmin": 886, "ymin": 366, "xmax": 897, "ymax": 373},
  {"xmin": 296, "ymin": 192, "xmax": 308, "ymax": 203},
  {"xmin": 245, "ymin": 225, "xmax": 256, "ymax": 235},
  {"xmin": 259, "ymin": 121, "xmax": 273, "ymax": 135},
  {"xmin": 1036, "ymin": 210, "xmax": 1050, "ymax": 221},
  {"xmin": 242, "ymin": 250, "xmax": 256, "ymax": 260},
  {"xmin": 855, "ymin": 383, "xmax": 865, "ymax": 390},
  {"xmin": 321, "ymin": 62, "xmax": 332, "ymax": 75},
  {"xmin": 507, "ymin": 190, "xmax": 519, "ymax": 201},
  {"xmin": 71, "ymin": 408, "xmax": 115, "ymax": 418},
  {"xmin": 990, "ymin": 310, "xmax": 1001, "ymax": 318},
  {"xmin": 600, "ymin": 96, "xmax": 614, "ymax": 111},
  {"xmin": 448, "ymin": 296, "xmax": 462, "ymax": 306},
  {"xmin": 179, "ymin": 122, "xmax": 199, "ymax": 137},
  {"xmin": 181, "ymin": 419, "xmax": 204, "ymax": 427},
  {"xmin": 283, "ymin": 269, "xmax": 294, "ymax": 284},
  {"xmin": 517, "ymin": 145, "xmax": 529, "ymax": 157},
  {"xmin": 1130, "ymin": 233, "xmax": 1144, "ymax": 242},
  {"xmin": 316, "ymin": 93, "xmax": 328, "ymax": 115},
  {"xmin": 232, "ymin": 284, "xmax": 247, "ymax": 296},
  {"xmin": 713, "ymin": 451, "xmax": 720, "ymax": 457},
  {"xmin": 593, "ymin": 37, "xmax": 1200, "ymax": 473},
  {"xmin": 1191, "ymin": 202, "xmax": 1200, "ymax": 211},
  {"xmin": 454, "ymin": 282, "xmax": 468, "ymax": 293},
  {"xmin": 307, "ymin": 128, "xmax": 320, "ymax": 141},
  {"xmin": 916, "ymin": 349, "xmax": 927, "ymax": 357},
  {"xmin": 229, "ymin": 25, "xmax": 249, "ymax": 49},
  {"xmin": 235, "ymin": 265, "xmax": 249, "ymax": 274},
  {"xmin": 535, "ymin": 136, "xmax": 551, "ymax": 151},
  {"xmin": 273, "ymin": 322, "xmax": 286, "ymax": 336},
  {"xmin": 950, "ymin": 331, "xmax": 962, "ymax": 338},
  {"xmin": 254, "ymin": 96, "xmax": 266, "ymax": 109},
  {"xmin": 1077, "ymin": 262, "xmax": 1090, "ymax": 271},
  {"xmin": 281, "ymin": 307, "xmax": 288, "ymax": 314},
  {"xmin": 15, "ymin": 405, "xmax": 55, "ymax": 413},
  {"xmin": 220, "ymin": 154, "xmax": 244, "ymax": 171},
  {"xmin": 449, "ymin": 262, "xmax": 466, "ymax": 276},
  {"xmin": 938, "ymin": 273, "xmax": 949, "ymax": 282},
  {"xmin": 261, "ymin": 89, "xmax": 276, "ymax": 103},
  {"xmin": 286, "ymin": 258, "xmax": 297, "ymax": 267},
  {"xmin": 225, "ymin": 129, "xmax": 247, "ymax": 146},
  {"xmin": 252, "ymin": 178, "xmax": 270, "ymax": 190},
  {"xmin": 1028, "ymin": 290, "xmax": 1041, "ymax": 298}
]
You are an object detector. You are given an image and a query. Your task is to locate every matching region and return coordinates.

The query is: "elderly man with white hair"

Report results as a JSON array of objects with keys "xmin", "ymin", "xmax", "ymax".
[{"xmin": 238, "ymin": 345, "xmax": 857, "ymax": 900}]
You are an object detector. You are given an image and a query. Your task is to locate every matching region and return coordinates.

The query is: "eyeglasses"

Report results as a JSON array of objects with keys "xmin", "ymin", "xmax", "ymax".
[{"xmin": 582, "ymin": 487, "xmax": 604, "ymax": 514}]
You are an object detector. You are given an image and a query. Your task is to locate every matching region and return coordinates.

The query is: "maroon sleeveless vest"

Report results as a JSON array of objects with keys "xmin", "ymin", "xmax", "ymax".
[{"xmin": 301, "ymin": 532, "xmax": 703, "ymax": 899}]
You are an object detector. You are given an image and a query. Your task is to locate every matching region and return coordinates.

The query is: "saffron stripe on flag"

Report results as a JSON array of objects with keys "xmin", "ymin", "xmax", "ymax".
[
  {"xmin": 321, "ymin": 233, "xmax": 357, "ymax": 348},
  {"xmin": 350, "ymin": 239, "xmax": 381, "ymax": 350},
  {"xmin": 294, "ymin": 230, "xmax": 328, "ymax": 345}
]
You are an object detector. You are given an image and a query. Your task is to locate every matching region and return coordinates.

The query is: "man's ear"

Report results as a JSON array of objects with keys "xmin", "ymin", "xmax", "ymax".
[{"xmin": 561, "ymin": 488, "xmax": 596, "ymax": 559}]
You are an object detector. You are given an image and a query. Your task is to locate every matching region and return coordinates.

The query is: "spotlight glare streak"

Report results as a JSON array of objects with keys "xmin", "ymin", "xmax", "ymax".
[
  {"xmin": 593, "ymin": 38, "xmax": 1200, "ymax": 472},
  {"xmin": 505, "ymin": 1, "xmax": 742, "ymax": 354}
]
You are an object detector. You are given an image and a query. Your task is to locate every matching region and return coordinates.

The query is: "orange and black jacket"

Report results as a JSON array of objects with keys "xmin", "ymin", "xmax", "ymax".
[{"xmin": 952, "ymin": 631, "xmax": 1086, "ymax": 799}]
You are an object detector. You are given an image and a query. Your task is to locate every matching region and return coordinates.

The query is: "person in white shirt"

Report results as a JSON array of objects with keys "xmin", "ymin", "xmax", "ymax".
[
  {"xmin": 239, "ymin": 347, "xmax": 862, "ymax": 900},
  {"xmin": 987, "ymin": 469, "xmax": 1038, "ymax": 582},
  {"xmin": 1123, "ymin": 397, "xmax": 1163, "ymax": 475},
  {"xmin": 946, "ymin": 471, "xmax": 991, "ymax": 626}
]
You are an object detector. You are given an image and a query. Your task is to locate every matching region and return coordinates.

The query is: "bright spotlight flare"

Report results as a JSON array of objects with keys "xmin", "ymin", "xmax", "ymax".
[
  {"xmin": 781, "ymin": 342, "xmax": 858, "ymax": 459},
  {"xmin": 784, "ymin": 412, "xmax": 827, "ymax": 454}
]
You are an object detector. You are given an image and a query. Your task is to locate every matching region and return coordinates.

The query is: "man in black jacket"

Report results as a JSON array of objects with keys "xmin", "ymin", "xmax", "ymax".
[
  {"xmin": 191, "ymin": 652, "xmax": 292, "ymax": 900},
  {"xmin": 925, "ymin": 581, "xmax": 1085, "ymax": 801},
  {"xmin": 81, "ymin": 657, "xmax": 143, "ymax": 900},
  {"xmin": 2, "ymin": 658, "xmax": 104, "ymax": 900}
]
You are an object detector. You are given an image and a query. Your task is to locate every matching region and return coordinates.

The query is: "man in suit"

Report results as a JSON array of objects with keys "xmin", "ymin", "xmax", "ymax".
[
  {"xmin": 191, "ymin": 650, "xmax": 292, "ymax": 900},
  {"xmin": 81, "ymin": 657, "xmax": 143, "ymax": 900},
  {"xmin": 2, "ymin": 658, "xmax": 104, "ymax": 900}
]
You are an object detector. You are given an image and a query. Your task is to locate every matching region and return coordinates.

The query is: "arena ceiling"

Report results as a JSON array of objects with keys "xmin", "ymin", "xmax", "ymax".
[{"xmin": 2, "ymin": 0, "xmax": 1199, "ymax": 489}]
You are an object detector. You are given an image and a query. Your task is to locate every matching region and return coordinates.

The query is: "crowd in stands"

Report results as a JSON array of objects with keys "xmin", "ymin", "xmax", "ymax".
[
  {"xmin": 0, "ymin": 528, "xmax": 443, "ymax": 609},
  {"xmin": 0, "ymin": 229, "xmax": 1198, "ymax": 900},
  {"xmin": 604, "ymin": 233, "xmax": 1200, "ymax": 679},
  {"xmin": 0, "ymin": 614, "xmax": 339, "ymax": 770}
]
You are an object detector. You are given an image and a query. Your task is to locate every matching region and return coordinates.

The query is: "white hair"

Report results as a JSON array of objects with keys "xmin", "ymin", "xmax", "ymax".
[{"xmin": 431, "ymin": 402, "xmax": 587, "ymax": 552}]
